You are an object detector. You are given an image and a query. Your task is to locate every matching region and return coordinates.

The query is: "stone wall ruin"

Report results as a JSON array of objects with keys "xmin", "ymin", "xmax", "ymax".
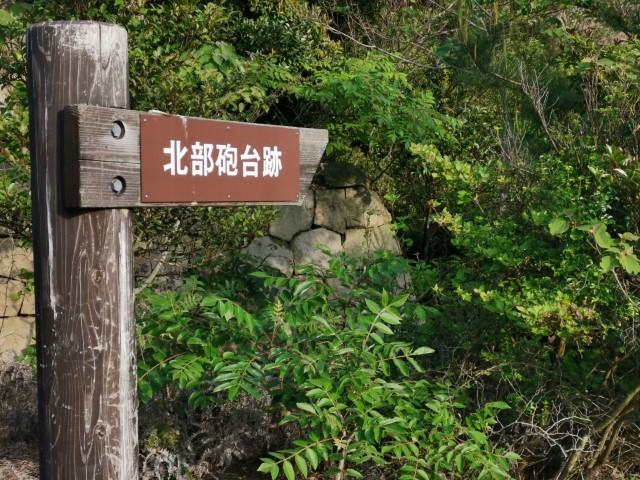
[{"xmin": 245, "ymin": 162, "xmax": 400, "ymax": 276}]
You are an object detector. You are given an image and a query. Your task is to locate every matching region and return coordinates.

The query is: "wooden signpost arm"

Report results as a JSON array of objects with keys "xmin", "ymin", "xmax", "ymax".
[
  {"xmin": 27, "ymin": 22, "xmax": 138, "ymax": 479},
  {"xmin": 63, "ymin": 105, "xmax": 328, "ymax": 208}
]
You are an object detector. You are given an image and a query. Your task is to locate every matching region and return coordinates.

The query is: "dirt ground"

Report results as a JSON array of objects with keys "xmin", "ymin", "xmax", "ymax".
[
  {"xmin": 0, "ymin": 359, "xmax": 278, "ymax": 480},
  {"xmin": 0, "ymin": 441, "xmax": 38, "ymax": 480},
  {"xmin": 0, "ymin": 358, "xmax": 38, "ymax": 480}
]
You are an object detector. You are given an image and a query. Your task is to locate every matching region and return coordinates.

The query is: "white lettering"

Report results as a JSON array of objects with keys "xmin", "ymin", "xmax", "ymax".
[
  {"xmin": 216, "ymin": 144, "xmax": 238, "ymax": 176},
  {"xmin": 163, "ymin": 140, "xmax": 284, "ymax": 179},
  {"xmin": 163, "ymin": 140, "xmax": 189, "ymax": 175},
  {"xmin": 263, "ymin": 146, "xmax": 282, "ymax": 177},
  {"xmin": 191, "ymin": 142, "xmax": 215, "ymax": 176},
  {"xmin": 241, "ymin": 145, "xmax": 261, "ymax": 178}
]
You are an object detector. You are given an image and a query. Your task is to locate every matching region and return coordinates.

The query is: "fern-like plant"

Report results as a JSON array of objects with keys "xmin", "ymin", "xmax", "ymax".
[{"xmin": 137, "ymin": 252, "xmax": 518, "ymax": 479}]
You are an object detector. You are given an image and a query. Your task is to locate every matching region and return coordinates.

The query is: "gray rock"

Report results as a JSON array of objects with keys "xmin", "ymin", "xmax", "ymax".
[
  {"xmin": 0, "ymin": 239, "xmax": 32, "ymax": 278},
  {"xmin": 344, "ymin": 187, "xmax": 392, "ymax": 228},
  {"xmin": 343, "ymin": 225, "xmax": 401, "ymax": 257},
  {"xmin": 315, "ymin": 162, "xmax": 367, "ymax": 188},
  {"xmin": 291, "ymin": 228, "xmax": 342, "ymax": 272},
  {"xmin": 269, "ymin": 192, "xmax": 315, "ymax": 241},
  {"xmin": 0, "ymin": 316, "xmax": 36, "ymax": 361},
  {"xmin": 314, "ymin": 189, "xmax": 347, "ymax": 233},
  {"xmin": 244, "ymin": 236, "xmax": 294, "ymax": 277},
  {"xmin": 0, "ymin": 279, "xmax": 24, "ymax": 317}
]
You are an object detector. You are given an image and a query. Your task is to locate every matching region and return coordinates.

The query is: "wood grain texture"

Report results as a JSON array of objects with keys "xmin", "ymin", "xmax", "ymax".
[
  {"xmin": 64, "ymin": 105, "xmax": 328, "ymax": 208},
  {"xmin": 27, "ymin": 22, "xmax": 137, "ymax": 479}
]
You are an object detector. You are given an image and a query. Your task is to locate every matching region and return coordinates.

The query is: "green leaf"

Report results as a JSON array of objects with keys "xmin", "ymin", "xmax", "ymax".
[
  {"xmin": 597, "ymin": 57, "xmax": 615, "ymax": 67},
  {"xmin": 504, "ymin": 451, "xmax": 522, "ymax": 460},
  {"xmin": 486, "ymin": 401, "xmax": 510, "ymax": 410},
  {"xmin": 549, "ymin": 217, "xmax": 569, "ymax": 236},
  {"xmin": 365, "ymin": 298, "xmax": 381, "ymax": 314},
  {"xmin": 393, "ymin": 357, "xmax": 410, "ymax": 376},
  {"xmin": 258, "ymin": 459, "xmax": 276, "ymax": 473},
  {"xmin": 138, "ymin": 380, "xmax": 153, "ymax": 402},
  {"xmin": 593, "ymin": 224, "xmax": 613, "ymax": 248},
  {"xmin": 381, "ymin": 289, "xmax": 390, "ymax": 307},
  {"xmin": 345, "ymin": 468, "xmax": 364, "ymax": 478},
  {"xmin": 228, "ymin": 385, "xmax": 241, "ymax": 401},
  {"xmin": 294, "ymin": 280, "xmax": 315, "ymax": 298},
  {"xmin": 618, "ymin": 253, "xmax": 640, "ymax": 274},
  {"xmin": 317, "ymin": 398, "xmax": 333, "ymax": 408},
  {"xmin": 283, "ymin": 460, "xmax": 296, "ymax": 480},
  {"xmin": 306, "ymin": 388, "xmax": 326, "ymax": 399},
  {"xmin": 258, "ymin": 458, "xmax": 279, "ymax": 480},
  {"xmin": 412, "ymin": 346, "xmax": 435, "ymax": 356},
  {"xmin": 375, "ymin": 322, "xmax": 394, "ymax": 335},
  {"xmin": 297, "ymin": 402, "xmax": 317, "ymax": 414},
  {"xmin": 0, "ymin": 9, "xmax": 14, "ymax": 26},
  {"xmin": 306, "ymin": 448, "xmax": 319, "ymax": 469},
  {"xmin": 242, "ymin": 383, "xmax": 261, "ymax": 401},
  {"xmin": 600, "ymin": 255, "xmax": 618, "ymax": 272},
  {"xmin": 619, "ymin": 232, "xmax": 640, "ymax": 241},
  {"xmin": 467, "ymin": 429, "xmax": 488, "ymax": 445},
  {"xmin": 389, "ymin": 293, "xmax": 409, "ymax": 307},
  {"xmin": 295, "ymin": 454, "xmax": 308, "ymax": 478},
  {"xmin": 380, "ymin": 310, "xmax": 402, "ymax": 325}
]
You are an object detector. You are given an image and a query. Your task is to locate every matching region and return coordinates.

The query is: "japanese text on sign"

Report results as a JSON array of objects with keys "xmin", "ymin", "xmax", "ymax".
[
  {"xmin": 140, "ymin": 113, "xmax": 300, "ymax": 203},
  {"xmin": 162, "ymin": 140, "xmax": 283, "ymax": 178}
]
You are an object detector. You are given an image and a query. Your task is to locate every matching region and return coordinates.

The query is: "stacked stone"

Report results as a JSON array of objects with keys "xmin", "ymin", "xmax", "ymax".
[
  {"xmin": 0, "ymin": 235, "xmax": 35, "ymax": 360},
  {"xmin": 245, "ymin": 162, "xmax": 400, "ymax": 276}
]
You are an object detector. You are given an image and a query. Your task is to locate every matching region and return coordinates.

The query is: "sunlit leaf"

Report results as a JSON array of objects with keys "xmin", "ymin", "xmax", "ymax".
[
  {"xmin": 283, "ymin": 460, "xmax": 295, "ymax": 480},
  {"xmin": 549, "ymin": 217, "xmax": 569, "ymax": 236}
]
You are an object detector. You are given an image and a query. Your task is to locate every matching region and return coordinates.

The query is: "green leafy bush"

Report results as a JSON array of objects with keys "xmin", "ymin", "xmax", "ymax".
[{"xmin": 137, "ymin": 253, "xmax": 516, "ymax": 479}]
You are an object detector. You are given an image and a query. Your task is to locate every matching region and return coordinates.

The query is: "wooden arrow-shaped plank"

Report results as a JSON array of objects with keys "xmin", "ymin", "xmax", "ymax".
[{"xmin": 64, "ymin": 105, "xmax": 328, "ymax": 208}]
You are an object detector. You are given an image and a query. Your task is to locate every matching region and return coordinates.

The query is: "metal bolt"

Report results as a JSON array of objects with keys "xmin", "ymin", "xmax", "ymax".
[
  {"xmin": 111, "ymin": 176, "xmax": 126, "ymax": 196},
  {"xmin": 111, "ymin": 120, "xmax": 125, "ymax": 139}
]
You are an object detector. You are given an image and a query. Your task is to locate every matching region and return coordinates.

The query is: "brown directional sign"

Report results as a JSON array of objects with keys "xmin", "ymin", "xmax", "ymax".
[
  {"xmin": 140, "ymin": 114, "xmax": 300, "ymax": 203},
  {"xmin": 62, "ymin": 105, "xmax": 328, "ymax": 208}
]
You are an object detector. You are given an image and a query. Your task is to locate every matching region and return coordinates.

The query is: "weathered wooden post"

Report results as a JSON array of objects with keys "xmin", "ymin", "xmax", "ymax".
[{"xmin": 27, "ymin": 22, "xmax": 137, "ymax": 479}]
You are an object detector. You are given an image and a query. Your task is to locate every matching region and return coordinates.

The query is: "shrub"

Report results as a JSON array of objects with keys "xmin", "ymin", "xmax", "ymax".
[{"xmin": 137, "ymin": 252, "xmax": 517, "ymax": 479}]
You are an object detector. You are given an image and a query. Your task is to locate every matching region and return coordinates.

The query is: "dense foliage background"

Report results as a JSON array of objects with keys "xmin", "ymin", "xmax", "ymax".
[{"xmin": 1, "ymin": 0, "xmax": 640, "ymax": 479}]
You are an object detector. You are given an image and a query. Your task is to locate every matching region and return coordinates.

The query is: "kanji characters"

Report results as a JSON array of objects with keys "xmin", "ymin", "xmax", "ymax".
[
  {"xmin": 163, "ymin": 140, "xmax": 189, "ymax": 175},
  {"xmin": 216, "ymin": 143, "xmax": 239, "ymax": 176},
  {"xmin": 161, "ymin": 140, "xmax": 284, "ymax": 178},
  {"xmin": 241, "ymin": 145, "xmax": 261, "ymax": 178},
  {"xmin": 263, "ymin": 146, "xmax": 282, "ymax": 177},
  {"xmin": 190, "ymin": 141, "xmax": 215, "ymax": 176}
]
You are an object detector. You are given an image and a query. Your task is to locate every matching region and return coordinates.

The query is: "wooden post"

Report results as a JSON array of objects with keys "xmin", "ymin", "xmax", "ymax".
[{"xmin": 27, "ymin": 22, "xmax": 137, "ymax": 479}]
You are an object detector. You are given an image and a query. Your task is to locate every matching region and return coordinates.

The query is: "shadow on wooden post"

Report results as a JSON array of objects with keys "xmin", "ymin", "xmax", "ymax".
[{"xmin": 27, "ymin": 22, "xmax": 138, "ymax": 479}]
